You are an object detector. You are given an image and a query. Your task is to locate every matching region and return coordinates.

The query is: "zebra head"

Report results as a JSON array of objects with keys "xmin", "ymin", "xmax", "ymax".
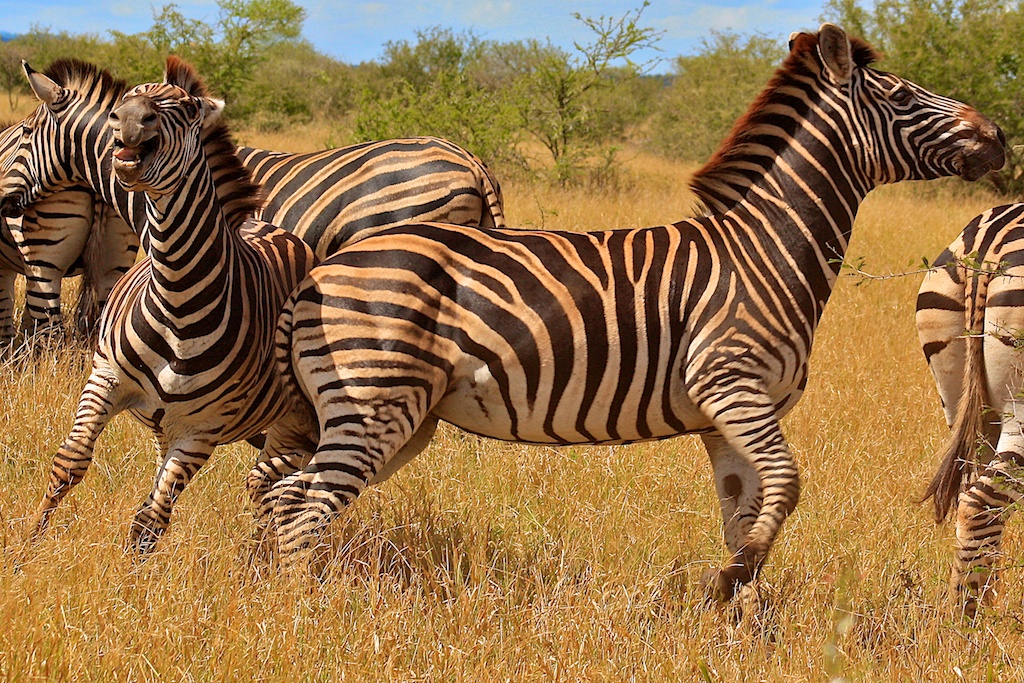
[
  {"xmin": 805, "ymin": 23, "xmax": 1005, "ymax": 185},
  {"xmin": 108, "ymin": 57, "xmax": 225, "ymax": 196},
  {"xmin": 0, "ymin": 60, "xmax": 126, "ymax": 218}
]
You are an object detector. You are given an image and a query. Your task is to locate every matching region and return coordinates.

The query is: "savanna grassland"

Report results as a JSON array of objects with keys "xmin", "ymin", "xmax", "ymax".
[{"xmin": 0, "ymin": 129, "xmax": 1021, "ymax": 682}]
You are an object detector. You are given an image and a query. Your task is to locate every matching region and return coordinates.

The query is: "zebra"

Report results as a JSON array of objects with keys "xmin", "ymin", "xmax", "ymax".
[
  {"xmin": 20, "ymin": 56, "xmax": 317, "ymax": 552},
  {"xmin": 0, "ymin": 119, "xmax": 138, "ymax": 340},
  {"xmin": 0, "ymin": 60, "xmax": 505, "ymax": 268},
  {"xmin": 257, "ymin": 24, "xmax": 1005, "ymax": 597},
  {"xmin": 917, "ymin": 203, "xmax": 1024, "ymax": 617}
]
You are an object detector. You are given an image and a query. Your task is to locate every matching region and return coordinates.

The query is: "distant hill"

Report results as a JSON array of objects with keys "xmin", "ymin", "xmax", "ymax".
[{"xmin": 0, "ymin": 31, "xmax": 20, "ymax": 42}]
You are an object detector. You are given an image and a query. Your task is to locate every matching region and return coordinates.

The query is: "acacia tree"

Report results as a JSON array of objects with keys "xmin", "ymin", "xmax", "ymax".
[{"xmin": 498, "ymin": 2, "xmax": 663, "ymax": 184}]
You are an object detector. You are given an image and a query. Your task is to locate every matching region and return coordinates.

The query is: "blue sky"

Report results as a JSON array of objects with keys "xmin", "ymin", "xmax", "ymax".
[{"xmin": 0, "ymin": 1, "xmax": 837, "ymax": 66}]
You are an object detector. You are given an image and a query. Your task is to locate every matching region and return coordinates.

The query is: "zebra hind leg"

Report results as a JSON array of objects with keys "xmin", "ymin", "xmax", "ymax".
[
  {"xmin": 695, "ymin": 390, "xmax": 800, "ymax": 603},
  {"xmin": 951, "ymin": 445, "xmax": 1024, "ymax": 619},
  {"xmin": 272, "ymin": 397, "xmax": 430, "ymax": 570},
  {"xmin": 701, "ymin": 432, "xmax": 764, "ymax": 554},
  {"xmin": 247, "ymin": 411, "xmax": 318, "ymax": 554},
  {"xmin": 126, "ymin": 437, "xmax": 217, "ymax": 554}
]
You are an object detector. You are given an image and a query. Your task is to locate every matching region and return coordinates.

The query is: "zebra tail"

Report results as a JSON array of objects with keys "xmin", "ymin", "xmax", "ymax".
[
  {"xmin": 74, "ymin": 203, "xmax": 110, "ymax": 340},
  {"xmin": 477, "ymin": 164, "xmax": 506, "ymax": 229},
  {"xmin": 923, "ymin": 268, "xmax": 991, "ymax": 522}
]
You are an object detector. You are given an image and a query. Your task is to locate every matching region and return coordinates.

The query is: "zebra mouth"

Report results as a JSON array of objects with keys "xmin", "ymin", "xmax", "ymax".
[{"xmin": 111, "ymin": 137, "xmax": 158, "ymax": 185}]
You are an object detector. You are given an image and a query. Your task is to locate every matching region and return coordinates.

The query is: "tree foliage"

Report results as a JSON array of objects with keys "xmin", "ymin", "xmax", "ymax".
[
  {"xmin": 113, "ymin": 0, "xmax": 306, "ymax": 106},
  {"xmin": 352, "ymin": 28, "xmax": 522, "ymax": 169},
  {"xmin": 648, "ymin": 32, "xmax": 784, "ymax": 163}
]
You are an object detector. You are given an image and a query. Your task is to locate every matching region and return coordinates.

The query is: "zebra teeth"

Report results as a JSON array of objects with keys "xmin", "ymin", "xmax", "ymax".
[{"xmin": 113, "ymin": 146, "xmax": 141, "ymax": 164}]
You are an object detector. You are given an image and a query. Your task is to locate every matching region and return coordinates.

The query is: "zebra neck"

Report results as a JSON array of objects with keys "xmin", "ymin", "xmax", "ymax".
[
  {"xmin": 86, "ymin": 134, "xmax": 149, "ymax": 231},
  {"xmin": 719, "ymin": 154, "xmax": 869, "ymax": 327},
  {"xmin": 142, "ymin": 164, "xmax": 241, "ymax": 299}
]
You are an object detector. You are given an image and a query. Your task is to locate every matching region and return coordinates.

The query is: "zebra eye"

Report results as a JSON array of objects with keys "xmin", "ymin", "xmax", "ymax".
[{"xmin": 890, "ymin": 88, "xmax": 913, "ymax": 106}]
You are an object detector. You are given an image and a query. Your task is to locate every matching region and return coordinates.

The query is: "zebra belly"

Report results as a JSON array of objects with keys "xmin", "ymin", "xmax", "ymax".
[{"xmin": 431, "ymin": 358, "xmax": 712, "ymax": 445}]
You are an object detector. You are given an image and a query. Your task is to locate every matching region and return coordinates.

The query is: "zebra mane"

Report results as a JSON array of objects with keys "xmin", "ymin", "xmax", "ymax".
[
  {"xmin": 43, "ymin": 58, "xmax": 127, "ymax": 107},
  {"xmin": 201, "ymin": 121, "xmax": 265, "ymax": 233},
  {"xmin": 688, "ymin": 29, "xmax": 879, "ymax": 213},
  {"xmin": 162, "ymin": 56, "xmax": 263, "ymax": 231}
]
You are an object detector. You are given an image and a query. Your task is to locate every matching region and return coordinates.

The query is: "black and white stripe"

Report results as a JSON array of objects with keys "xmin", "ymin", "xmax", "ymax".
[
  {"xmin": 0, "ymin": 121, "xmax": 137, "ymax": 340},
  {"xmin": 261, "ymin": 25, "xmax": 1005, "ymax": 597}
]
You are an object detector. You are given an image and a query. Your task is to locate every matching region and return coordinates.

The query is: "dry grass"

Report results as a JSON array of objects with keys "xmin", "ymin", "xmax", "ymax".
[{"xmin": 1, "ymin": 141, "xmax": 1023, "ymax": 681}]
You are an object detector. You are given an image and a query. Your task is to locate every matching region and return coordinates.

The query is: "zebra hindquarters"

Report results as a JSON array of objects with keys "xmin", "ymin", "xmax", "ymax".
[
  {"xmin": 269, "ymin": 271, "xmax": 450, "ymax": 565},
  {"xmin": 916, "ymin": 260, "xmax": 972, "ymax": 431},
  {"xmin": 15, "ymin": 190, "xmax": 94, "ymax": 337}
]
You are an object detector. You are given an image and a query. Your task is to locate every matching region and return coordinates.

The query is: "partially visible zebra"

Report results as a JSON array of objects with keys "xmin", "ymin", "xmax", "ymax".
[
  {"xmin": 259, "ymin": 23, "xmax": 1005, "ymax": 597},
  {"xmin": 0, "ymin": 60, "xmax": 505, "ymax": 268},
  {"xmin": 22, "ymin": 57, "xmax": 316, "ymax": 551},
  {"xmin": 918, "ymin": 204, "xmax": 1024, "ymax": 617},
  {"xmin": 0, "ymin": 121, "xmax": 138, "ymax": 340},
  {"xmin": 239, "ymin": 136, "xmax": 505, "ymax": 259},
  {"xmin": 0, "ymin": 220, "xmax": 22, "ymax": 339}
]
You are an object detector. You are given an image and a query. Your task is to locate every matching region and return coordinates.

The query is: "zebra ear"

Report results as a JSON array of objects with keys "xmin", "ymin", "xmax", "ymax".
[
  {"xmin": 817, "ymin": 23, "xmax": 853, "ymax": 84},
  {"xmin": 23, "ymin": 61, "xmax": 65, "ymax": 108},
  {"xmin": 199, "ymin": 97, "xmax": 226, "ymax": 130}
]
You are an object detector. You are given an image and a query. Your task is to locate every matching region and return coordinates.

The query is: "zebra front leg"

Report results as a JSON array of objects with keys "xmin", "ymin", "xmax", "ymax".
[
  {"xmin": 127, "ymin": 436, "xmax": 216, "ymax": 554},
  {"xmin": 695, "ymin": 390, "xmax": 800, "ymax": 602},
  {"xmin": 27, "ymin": 364, "xmax": 122, "ymax": 540}
]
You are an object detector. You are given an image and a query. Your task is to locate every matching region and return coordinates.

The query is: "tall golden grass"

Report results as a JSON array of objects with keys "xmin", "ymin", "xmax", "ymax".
[{"xmin": 0, "ymin": 130, "xmax": 1021, "ymax": 681}]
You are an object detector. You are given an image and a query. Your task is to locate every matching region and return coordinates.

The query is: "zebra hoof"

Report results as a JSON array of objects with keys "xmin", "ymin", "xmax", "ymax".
[
  {"xmin": 699, "ymin": 568, "xmax": 736, "ymax": 603},
  {"xmin": 125, "ymin": 519, "xmax": 163, "ymax": 556}
]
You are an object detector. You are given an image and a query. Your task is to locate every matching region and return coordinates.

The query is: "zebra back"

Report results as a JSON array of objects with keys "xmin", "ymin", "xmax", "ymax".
[{"xmin": 237, "ymin": 136, "xmax": 506, "ymax": 259}]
